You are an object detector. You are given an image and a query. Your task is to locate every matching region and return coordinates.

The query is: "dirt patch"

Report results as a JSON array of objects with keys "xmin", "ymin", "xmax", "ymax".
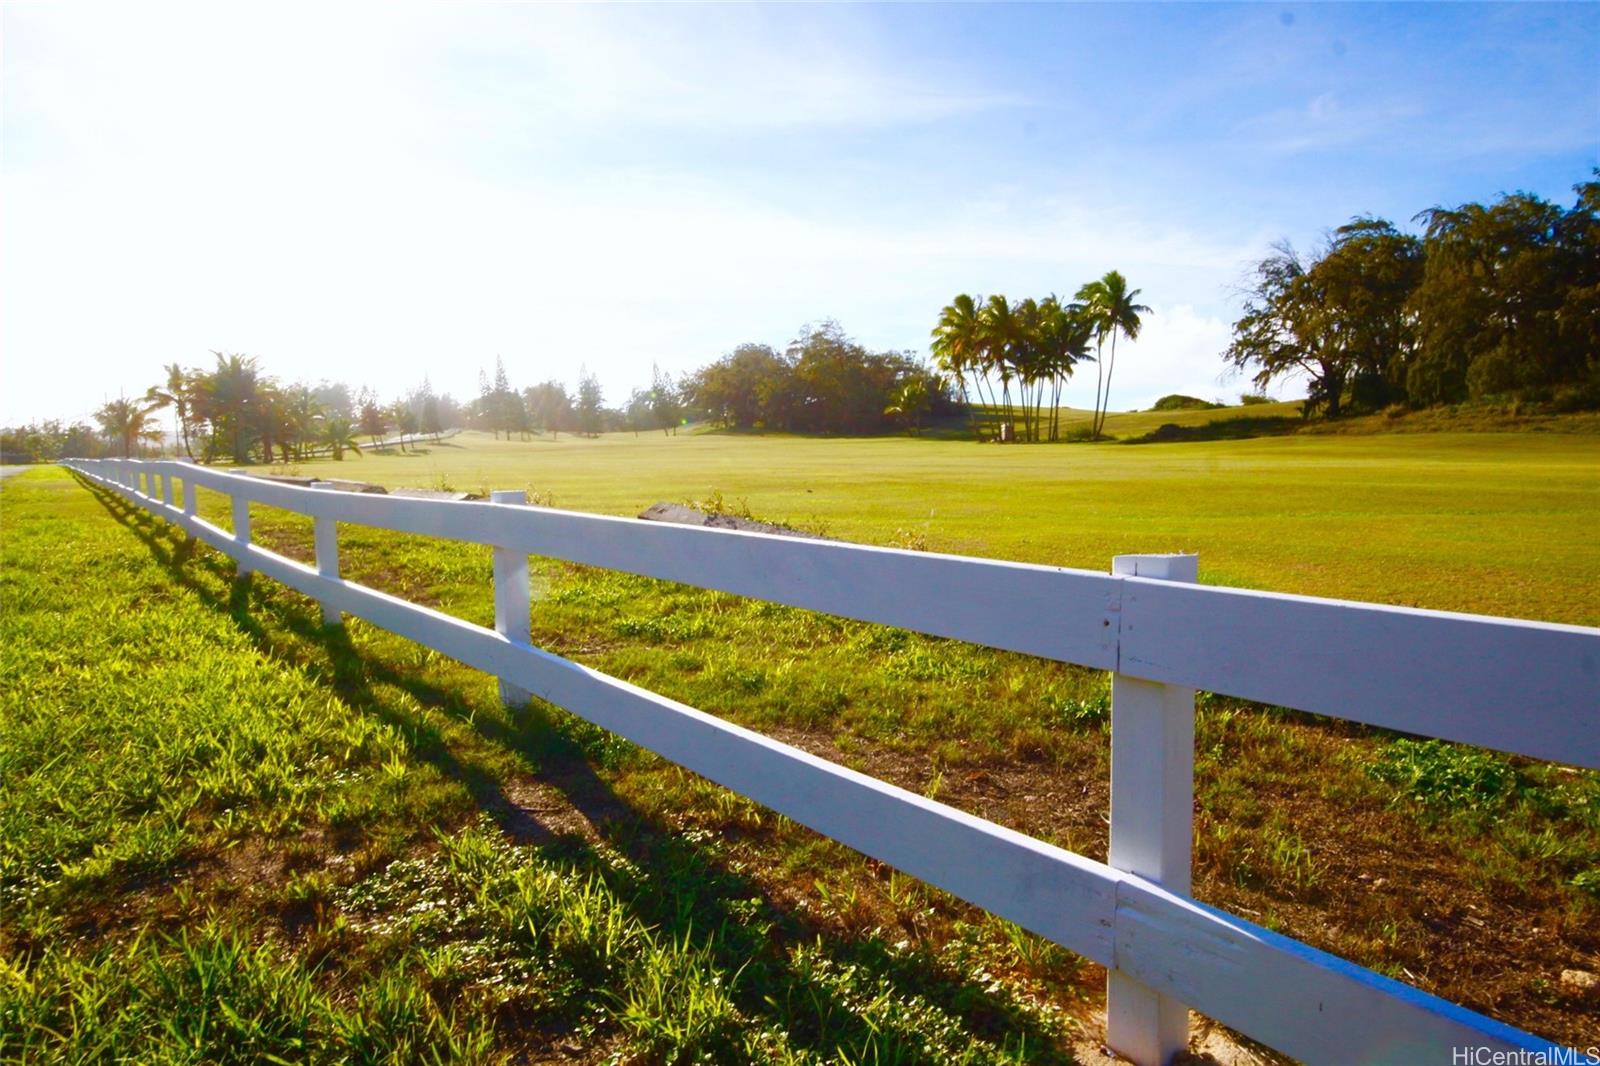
[
  {"xmin": 489, "ymin": 769, "xmax": 629, "ymax": 845},
  {"xmin": 753, "ymin": 718, "xmax": 1598, "ymax": 1047}
]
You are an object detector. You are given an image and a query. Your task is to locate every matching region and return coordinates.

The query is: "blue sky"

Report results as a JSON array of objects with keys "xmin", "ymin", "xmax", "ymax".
[{"xmin": 3, "ymin": 2, "xmax": 1596, "ymax": 425}]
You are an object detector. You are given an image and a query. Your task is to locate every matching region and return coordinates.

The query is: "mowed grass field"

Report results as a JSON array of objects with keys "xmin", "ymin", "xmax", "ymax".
[
  {"xmin": 4, "ymin": 418, "xmax": 1598, "ymax": 1060},
  {"xmin": 325, "ymin": 415, "xmax": 1597, "ymax": 624}
]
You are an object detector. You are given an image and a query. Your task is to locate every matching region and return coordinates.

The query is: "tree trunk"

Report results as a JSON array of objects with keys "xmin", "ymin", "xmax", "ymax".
[
  {"xmin": 1091, "ymin": 337, "xmax": 1106, "ymax": 441},
  {"xmin": 1098, "ymin": 330, "xmax": 1120, "ymax": 439}
]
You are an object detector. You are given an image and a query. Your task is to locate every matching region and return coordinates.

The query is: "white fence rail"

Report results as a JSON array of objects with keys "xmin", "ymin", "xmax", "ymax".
[{"xmin": 63, "ymin": 457, "xmax": 1597, "ymax": 1064}]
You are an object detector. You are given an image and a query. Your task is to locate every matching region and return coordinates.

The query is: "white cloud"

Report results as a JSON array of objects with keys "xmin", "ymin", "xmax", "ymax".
[{"xmin": 1078, "ymin": 304, "xmax": 1238, "ymax": 413}]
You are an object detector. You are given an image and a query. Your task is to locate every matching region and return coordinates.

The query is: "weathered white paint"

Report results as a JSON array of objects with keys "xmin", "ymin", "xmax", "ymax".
[
  {"xmin": 59, "ymin": 458, "xmax": 1592, "ymax": 1059},
  {"xmin": 1107, "ymin": 554, "xmax": 1197, "ymax": 1065},
  {"xmin": 308, "ymin": 482, "xmax": 341, "ymax": 625},
  {"xmin": 491, "ymin": 489, "xmax": 532, "ymax": 708}
]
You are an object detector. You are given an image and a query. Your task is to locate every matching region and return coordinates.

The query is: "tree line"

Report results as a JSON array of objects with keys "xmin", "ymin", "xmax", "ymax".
[
  {"xmin": 2, "ymin": 354, "xmax": 457, "ymax": 464},
  {"xmin": 1, "ymin": 321, "xmax": 952, "ymax": 464},
  {"xmin": 472, "ymin": 358, "xmax": 685, "ymax": 441},
  {"xmin": 930, "ymin": 270, "xmax": 1147, "ymax": 441},
  {"xmin": 1227, "ymin": 172, "xmax": 1600, "ymax": 417},
  {"xmin": 683, "ymin": 321, "xmax": 954, "ymax": 435}
]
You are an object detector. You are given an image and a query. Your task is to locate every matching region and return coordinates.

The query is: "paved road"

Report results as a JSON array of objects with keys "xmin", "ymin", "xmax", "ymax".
[{"xmin": 0, "ymin": 465, "xmax": 38, "ymax": 479}]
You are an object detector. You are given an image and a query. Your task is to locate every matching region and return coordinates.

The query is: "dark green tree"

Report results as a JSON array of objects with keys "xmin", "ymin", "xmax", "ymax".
[
  {"xmin": 575, "ymin": 369, "xmax": 604, "ymax": 436},
  {"xmin": 649, "ymin": 363, "xmax": 683, "ymax": 435},
  {"xmin": 1409, "ymin": 181, "xmax": 1598, "ymax": 405}
]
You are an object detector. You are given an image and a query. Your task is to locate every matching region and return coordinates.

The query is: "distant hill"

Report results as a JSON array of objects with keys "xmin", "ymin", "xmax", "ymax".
[{"xmin": 1150, "ymin": 394, "xmax": 1225, "ymax": 411}]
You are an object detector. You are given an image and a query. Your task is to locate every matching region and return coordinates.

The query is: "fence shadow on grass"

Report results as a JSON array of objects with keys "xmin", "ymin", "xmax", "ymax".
[{"xmin": 78, "ymin": 476, "xmax": 1088, "ymax": 1064}]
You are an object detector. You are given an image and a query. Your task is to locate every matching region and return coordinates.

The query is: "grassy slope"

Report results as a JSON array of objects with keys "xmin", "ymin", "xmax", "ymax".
[{"xmin": 941, "ymin": 399, "xmax": 1310, "ymax": 438}]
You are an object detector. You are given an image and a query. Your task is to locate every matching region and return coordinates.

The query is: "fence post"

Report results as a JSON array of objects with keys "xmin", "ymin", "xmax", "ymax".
[
  {"xmin": 1106, "ymin": 552, "xmax": 1197, "ymax": 1066},
  {"xmin": 491, "ymin": 489, "xmax": 532, "ymax": 708},
  {"xmin": 227, "ymin": 470, "xmax": 252, "ymax": 575},
  {"xmin": 308, "ymin": 482, "xmax": 342, "ymax": 624},
  {"xmin": 162, "ymin": 469, "xmax": 175, "ymax": 507},
  {"xmin": 230, "ymin": 495, "xmax": 253, "ymax": 576}
]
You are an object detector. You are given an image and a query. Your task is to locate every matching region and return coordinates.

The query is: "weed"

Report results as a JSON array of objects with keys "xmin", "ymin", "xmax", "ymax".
[
  {"xmin": 890, "ymin": 528, "xmax": 930, "ymax": 552},
  {"xmin": 1365, "ymin": 739, "xmax": 1520, "ymax": 815},
  {"xmin": 1044, "ymin": 688, "xmax": 1109, "ymax": 729}
]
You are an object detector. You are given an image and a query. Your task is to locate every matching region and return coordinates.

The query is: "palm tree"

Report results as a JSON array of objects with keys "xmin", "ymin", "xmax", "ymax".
[
  {"xmin": 931, "ymin": 294, "xmax": 989, "ymax": 422},
  {"xmin": 1076, "ymin": 271, "xmax": 1150, "ymax": 440},
  {"xmin": 980, "ymin": 295, "xmax": 1021, "ymax": 437},
  {"xmin": 254, "ymin": 385, "xmax": 299, "ymax": 464},
  {"xmin": 883, "ymin": 377, "xmax": 931, "ymax": 435},
  {"xmin": 95, "ymin": 398, "xmax": 161, "ymax": 457},
  {"xmin": 144, "ymin": 363, "xmax": 195, "ymax": 459},
  {"xmin": 196, "ymin": 352, "xmax": 263, "ymax": 463},
  {"xmin": 320, "ymin": 415, "xmax": 363, "ymax": 461},
  {"xmin": 1011, "ymin": 297, "xmax": 1053, "ymax": 441},
  {"xmin": 284, "ymin": 386, "xmax": 323, "ymax": 460},
  {"xmin": 1037, "ymin": 297, "xmax": 1092, "ymax": 441}
]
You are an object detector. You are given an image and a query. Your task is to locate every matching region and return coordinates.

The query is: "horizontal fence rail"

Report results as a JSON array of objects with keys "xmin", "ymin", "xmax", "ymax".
[{"xmin": 61, "ymin": 457, "xmax": 1597, "ymax": 1064}]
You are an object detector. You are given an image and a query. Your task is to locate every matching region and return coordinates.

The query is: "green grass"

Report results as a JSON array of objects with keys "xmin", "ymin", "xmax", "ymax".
[
  {"xmin": 305, "ymin": 416, "xmax": 1599, "ymax": 624},
  {"xmin": 4, "ymin": 411, "xmax": 1599, "ymax": 1057},
  {"xmin": 1, "ymin": 469, "xmax": 1090, "ymax": 1062}
]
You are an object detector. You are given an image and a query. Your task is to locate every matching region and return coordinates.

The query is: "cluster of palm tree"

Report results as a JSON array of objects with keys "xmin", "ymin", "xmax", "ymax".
[
  {"xmin": 931, "ymin": 270, "xmax": 1148, "ymax": 442},
  {"xmin": 137, "ymin": 353, "xmax": 365, "ymax": 464},
  {"xmin": 93, "ymin": 397, "xmax": 164, "ymax": 458}
]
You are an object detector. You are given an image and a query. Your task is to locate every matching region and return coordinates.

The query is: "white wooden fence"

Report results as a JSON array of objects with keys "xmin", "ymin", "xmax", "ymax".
[{"xmin": 62, "ymin": 457, "xmax": 1598, "ymax": 1064}]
